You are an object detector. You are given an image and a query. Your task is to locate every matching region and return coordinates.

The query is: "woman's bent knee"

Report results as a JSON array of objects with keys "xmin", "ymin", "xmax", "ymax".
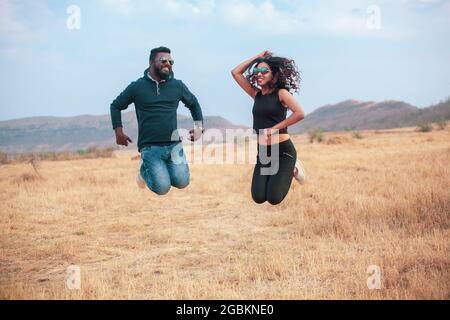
[
  {"xmin": 252, "ymin": 193, "xmax": 267, "ymax": 204},
  {"xmin": 267, "ymin": 194, "xmax": 285, "ymax": 205}
]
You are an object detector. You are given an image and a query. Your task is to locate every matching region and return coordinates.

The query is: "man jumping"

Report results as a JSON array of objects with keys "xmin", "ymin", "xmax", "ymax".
[{"xmin": 110, "ymin": 46, "xmax": 204, "ymax": 195}]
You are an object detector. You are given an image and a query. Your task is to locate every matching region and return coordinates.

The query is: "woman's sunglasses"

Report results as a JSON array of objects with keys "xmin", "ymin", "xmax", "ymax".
[
  {"xmin": 252, "ymin": 66, "xmax": 270, "ymax": 75},
  {"xmin": 160, "ymin": 57, "xmax": 174, "ymax": 66}
]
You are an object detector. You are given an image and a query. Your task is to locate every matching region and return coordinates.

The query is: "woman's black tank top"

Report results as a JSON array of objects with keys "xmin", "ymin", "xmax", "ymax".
[{"xmin": 252, "ymin": 89, "xmax": 288, "ymax": 134}]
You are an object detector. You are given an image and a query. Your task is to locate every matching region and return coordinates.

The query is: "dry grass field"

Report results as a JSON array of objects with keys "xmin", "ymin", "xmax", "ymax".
[{"xmin": 0, "ymin": 126, "xmax": 449, "ymax": 299}]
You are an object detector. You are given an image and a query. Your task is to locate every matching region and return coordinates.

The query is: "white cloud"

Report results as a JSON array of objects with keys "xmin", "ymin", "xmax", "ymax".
[
  {"xmin": 100, "ymin": 0, "xmax": 215, "ymax": 19},
  {"xmin": 219, "ymin": 0, "xmax": 300, "ymax": 35},
  {"xmin": 403, "ymin": 0, "xmax": 441, "ymax": 5},
  {"xmin": 100, "ymin": 0, "xmax": 133, "ymax": 16},
  {"xmin": 286, "ymin": 1, "xmax": 397, "ymax": 38},
  {"xmin": 99, "ymin": 0, "xmax": 299, "ymax": 34},
  {"xmin": 0, "ymin": 0, "xmax": 53, "ymax": 53},
  {"xmin": 97, "ymin": 0, "xmax": 444, "ymax": 38},
  {"xmin": 162, "ymin": 0, "xmax": 215, "ymax": 18},
  {"xmin": 216, "ymin": 0, "xmax": 398, "ymax": 38},
  {"xmin": 0, "ymin": 0, "xmax": 29, "ymax": 41}
]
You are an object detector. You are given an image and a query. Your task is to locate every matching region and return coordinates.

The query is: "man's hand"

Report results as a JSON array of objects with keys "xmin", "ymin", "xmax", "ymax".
[
  {"xmin": 115, "ymin": 127, "xmax": 132, "ymax": 146},
  {"xmin": 188, "ymin": 127, "xmax": 204, "ymax": 142}
]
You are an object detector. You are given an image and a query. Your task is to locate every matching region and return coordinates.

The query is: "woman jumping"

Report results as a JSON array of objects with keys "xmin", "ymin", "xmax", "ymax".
[{"xmin": 231, "ymin": 51, "xmax": 306, "ymax": 205}]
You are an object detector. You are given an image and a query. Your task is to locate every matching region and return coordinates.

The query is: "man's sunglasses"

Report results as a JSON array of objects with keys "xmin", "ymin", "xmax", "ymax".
[
  {"xmin": 252, "ymin": 66, "xmax": 270, "ymax": 75},
  {"xmin": 159, "ymin": 57, "xmax": 174, "ymax": 66}
]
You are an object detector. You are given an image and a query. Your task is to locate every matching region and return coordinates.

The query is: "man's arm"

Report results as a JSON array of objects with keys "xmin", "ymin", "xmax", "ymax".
[
  {"xmin": 180, "ymin": 81, "xmax": 204, "ymax": 141},
  {"xmin": 110, "ymin": 82, "xmax": 135, "ymax": 146}
]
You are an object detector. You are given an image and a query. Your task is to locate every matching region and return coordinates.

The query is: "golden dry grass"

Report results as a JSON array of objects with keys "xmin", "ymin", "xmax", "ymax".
[{"xmin": 0, "ymin": 127, "xmax": 449, "ymax": 299}]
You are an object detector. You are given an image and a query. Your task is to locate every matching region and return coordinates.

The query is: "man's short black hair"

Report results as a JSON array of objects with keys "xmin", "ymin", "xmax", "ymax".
[{"xmin": 149, "ymin": 46, "xmax": 171, "ymax": 62}]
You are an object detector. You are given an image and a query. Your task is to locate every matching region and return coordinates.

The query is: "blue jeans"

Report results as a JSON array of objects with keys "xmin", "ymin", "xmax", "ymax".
[{"xmin": 140, "ymin": 142, "xmax": 190, "ymax": 195}]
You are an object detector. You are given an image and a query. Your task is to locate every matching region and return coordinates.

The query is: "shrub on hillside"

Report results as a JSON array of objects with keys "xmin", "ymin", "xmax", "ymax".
[
  {"xmin": 416, "ymin": 123, "xmax": 433, "ymax": 133},
  {"xmin": 352, "ymin": 131, "xmax": 363, "ymax": 139},
  {"xmin": 308, "ymin": 129, "xmax": 324, "ymax": 143},
  {"xmin": 436, "ymin": 121, "xmax": 447, "ymax": 130},
  {"xmin": 0, "ymin": 150, "xmax": 9, "ymax": 164},
  {"xmin": 11, "ymin": 146, "xmax": 117, "ymax": 163}
]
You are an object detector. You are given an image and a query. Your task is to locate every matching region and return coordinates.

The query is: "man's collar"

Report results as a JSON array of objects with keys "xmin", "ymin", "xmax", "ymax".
[{"xmin": 147, "ymin": 71, "xmax": 166, "ymax": 83}]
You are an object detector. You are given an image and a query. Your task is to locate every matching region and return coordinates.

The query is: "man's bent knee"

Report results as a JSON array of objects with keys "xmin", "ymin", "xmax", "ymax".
[
  {"xmin": 171, "ymin": 175, "xmax": 190, "ymax": 189},
  {"xmin": 172, "ymin": 180, "xmax": 189, "ymax": 189},
  {"xmin": 149, "ymin": 183, "xmax": 171, "ymax": 195}
]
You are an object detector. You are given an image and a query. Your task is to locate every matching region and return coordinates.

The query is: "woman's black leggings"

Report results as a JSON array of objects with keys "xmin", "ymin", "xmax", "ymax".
[{"xmin": 251, "ymin": 139, "xmax": 297, "ymax": 205}]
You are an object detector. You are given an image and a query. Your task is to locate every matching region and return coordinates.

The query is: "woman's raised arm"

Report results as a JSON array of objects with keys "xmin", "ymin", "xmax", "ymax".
[{"xmin": 231, "ymin": 51, "xmax": 271, "ymax": 99}]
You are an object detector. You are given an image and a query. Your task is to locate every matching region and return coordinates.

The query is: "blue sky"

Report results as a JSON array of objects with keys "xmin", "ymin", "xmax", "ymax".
[{"xmin": 0, "ymin": 0, "xmax": 449, "ymax": 126}]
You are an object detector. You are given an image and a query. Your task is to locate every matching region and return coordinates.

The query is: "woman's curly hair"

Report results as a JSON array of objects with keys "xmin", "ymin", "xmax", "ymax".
[{"xmin": 246, "ymin": 55, "xmax": 301, "ymax": 94}]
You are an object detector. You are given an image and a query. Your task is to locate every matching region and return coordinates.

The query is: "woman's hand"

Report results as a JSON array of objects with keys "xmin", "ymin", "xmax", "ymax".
[
  {"xmin": 231, "ymin": 51, "xmax": 272, "ymax": 99},
  {"xmin": 263, "ymin": 128, "xmax": 279, "ymax": 144},
  {"xmin": 258, "ymin": 51, "xmax": 272, "ymax": 59}
]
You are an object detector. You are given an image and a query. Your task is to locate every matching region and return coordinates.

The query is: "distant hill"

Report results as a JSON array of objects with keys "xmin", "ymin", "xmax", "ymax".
[
  {"xmin": 0, "ymin": 112, "xmax": 248, "ymax": 154},
  {"xmin": 291, "ymin": 98, "xmax": 450, "ymax": 133},
  {"xmin": 2, "ymin": 97, "xmax": 449, "ymax": 153}
]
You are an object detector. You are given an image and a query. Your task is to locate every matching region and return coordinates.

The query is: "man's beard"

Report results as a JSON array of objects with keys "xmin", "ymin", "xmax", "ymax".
[{"xmin": 155, "ymin": 67, "xmax": 170, "ymax": 80}]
